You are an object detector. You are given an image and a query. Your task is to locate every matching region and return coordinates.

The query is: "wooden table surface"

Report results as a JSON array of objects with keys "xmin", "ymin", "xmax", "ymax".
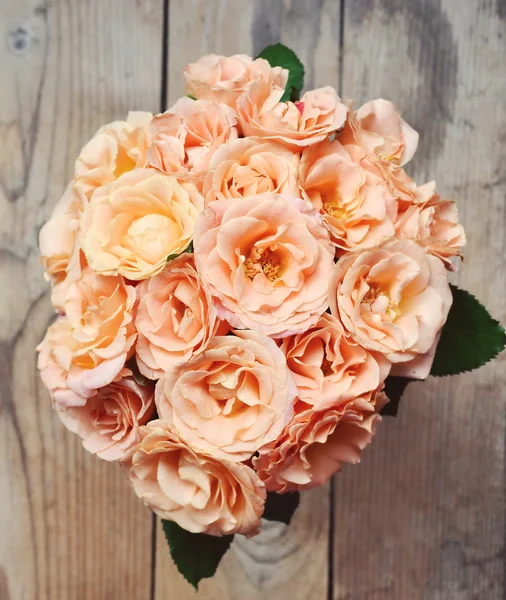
[{"xmin": 1, "ymin": 1, "xmax": 505, "ymax": 598}]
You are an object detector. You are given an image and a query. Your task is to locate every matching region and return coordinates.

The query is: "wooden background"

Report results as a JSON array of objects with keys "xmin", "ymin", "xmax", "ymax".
[{"xmin": 1, "ymin": 0, "xmax": 505, "ymax": 598}]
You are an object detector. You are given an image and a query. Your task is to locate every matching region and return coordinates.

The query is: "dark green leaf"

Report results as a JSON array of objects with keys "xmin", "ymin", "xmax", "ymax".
[
  {"xmin": 262, "ymin": 491, "xmax": 300, "ymax": 525},
  {"xmin": 380, "ymin": 376, "xmax": 415, "ymax": 417},
  {"xmin": 431, "ymin": 285, "xmax": 506, "ymax": 376},
  {"xmin": 257, "ymin": 43, "xmax": 305, "ymax": 102},
  {"xmin": 162, "ymin": 520, "xmax": 234, "ymax": 590},
  {"xmin": 166, "ymin": 242, "xmax": 194, "ymax": 264},
  {"xmin": 187, "ymin": 94, "xmax": 197, "ymax": 100}
]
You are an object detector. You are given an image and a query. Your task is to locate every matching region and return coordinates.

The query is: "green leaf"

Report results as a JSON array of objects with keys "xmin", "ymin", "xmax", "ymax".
[
  {"xmin": 162, "ymin": 520, "xmax": 234, "ymax": 590},
  {"xmin": 187, "ymin": 94, "xmax": 197, "ymax": 100},
  {"xmin": 262, "ymin": 491, "xmax": 300, "ymax": 525},
  {"xmin": 380, "ymin": 376, "xmax": 415, "ymax": 417},
  {"xmin": 257, "ymin": 43, "xmax": 305, "ymax": 102},
  {"xmin": 165, "ymin": 242, "xmax": 194, "ymax": 264},
  {"xmin": 125, "ymin": 357, "xmax": 149, "ymax": 386},
  {"xmin": 431, "ymin": 285, "xmax": 506, "ymax": 376}
]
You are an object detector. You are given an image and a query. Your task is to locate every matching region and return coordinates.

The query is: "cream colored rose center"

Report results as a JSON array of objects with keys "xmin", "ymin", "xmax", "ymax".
[
  {"xmin": 362, "ymin": 284, "xmax": 399, "ymax": 321},
  {"xmin": 244, "ymin": 246, "xmax": 283, "ymax": 282}
]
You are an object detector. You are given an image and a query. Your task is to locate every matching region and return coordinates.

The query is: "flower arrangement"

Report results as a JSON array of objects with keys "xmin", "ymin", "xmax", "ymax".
[{"xmin": 37, "ymin": 44, "xmax": 505, "ymax": 589}]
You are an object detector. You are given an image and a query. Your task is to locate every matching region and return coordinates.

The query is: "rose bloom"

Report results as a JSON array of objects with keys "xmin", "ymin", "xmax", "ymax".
[
  {"xmin": 146, "ymin": 111, "xmax": 188, "ymax": 176},
  {"xmin": 37, "ymin": 268, "xmax": 137, "ymax": 406},
  {"xmin": 281, "ymin": 313, "xmax": 390, "ymax": 410},
  {"xmin": 395, "ymin": 191, "xmax": 466, "ymax": 269},
  {"xmin": 184, "ymin": 53, "xmax": 287, "ymax": 108},
  {"xmin": 237, "ymin": 83, "xmax": 348, "ymax": 148},
  {"xmin": 193, "ymin": 194, "xmax": 334, "ymax": 337},
  {"xmin": 75, "ymin": 112, "xmax": 153, "ymax": 197},
  {"xmin": 300, "ymin": 138, "xmax": 397, "ymax": 253},
  {"xmin": 254, "ymin": 390, "xmax": 387, "ymax": 493},
  {"xmin": 123, "ymin": 420, "xmax": 266, "ymax": 537},
  {"xmin": 155, "ymin": 330, "xmax": 296, "ymax": 462},
  {"xmin": 56, "ymin": 376, "xmax": 155, "ymax": 461},
  {"xmin": 328, "ymin": 239, "xmax": 452, "ymax": 378},
  {"xmin": 203, "ymin": 138, "xmax": 300, "ymax": 205},
  {"xmin": 80, "ymin": 168, "xmax": 203, "ymax": 280},
  {"xmin": 135, "ymin": 253, "xmax": 225, "ymax": 379}
]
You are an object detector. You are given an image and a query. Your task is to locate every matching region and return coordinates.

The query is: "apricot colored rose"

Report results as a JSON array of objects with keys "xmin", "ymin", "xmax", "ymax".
[
  {"xmin": 146, "ymin": 111, "xmax": 188, "ymax": 176},
  {"xmin": 124, "ymin": 420, "xmax": 266, "ymax": 536},
  {"xmin": 135, "ymin": 253, "xmax": 224, "ymax": 379},
  {"xmin": 81, "ymin": 168, "xmax": 203, "ymax": 280},
  {"xmin": 193, "ymin": 194, "xmax": 334, "ymax": 337},
  {"xmin": 328, "ymin": 239, "xmax": 452, "ymax": 377},
  {"xmin": 56, "ymin": 376, "xmax": 155, "ymax": 461},
  {"xmin": 184, "ymin": 53, "xmax": 287, "ymax": 108},
  {"xmin": 203, "ymin": 138, "xmax": 300, "ymax": 204},
  {"xmin": 37, "ymin": 268, "xmax": 136, "ymax": 406},
  {"xmin": 254, "ymin": 390, "xmax": 387, "ymax": 492},
  {"xmin": 237, "ymin": 84, "xmax": 348, "ymax": 148},
  {"xmin": 155, "ymin": 330, "xmax": 296, "ymax": 462}
]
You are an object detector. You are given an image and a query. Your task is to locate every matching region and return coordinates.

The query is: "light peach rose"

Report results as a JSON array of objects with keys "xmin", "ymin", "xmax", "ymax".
[
  {"xmin": 253, "ymin": 390, "xmax": 387, "ymax": 492},
  {"xmin": 328, "ymin": 239, "xmax": 452, "ymax": 378},
  {"xmin": 167, "ymin": 97, "xmax": 238, "ymax": 176},
  {"xmin": 56, "ymin": 376, "xmax": 155, "ymax": 461},
  {"xmin": 39, "ymin": 182, "xmax": 88, "ymax": 281},
  {"xmin": 237, "ymin": 84, "xmax": 348, "ymax": 148},
  {"xmin": 135, "ymin": 253, "xmax": 225, "ymax": 379},
  {"xmin": 155, "ymin": 330, "xmax": 296, "ymax": 462},
  {"xmin": 203, "ymin": 138, "xmax": 301, "ymax": 204},
  {"xmin": 146, "ymin": 111, "xmax": 188, "ymax": 176},
  {"xmin": 395, "ymin": 191, "xmax": 466, "ymax": 269},
  {"xmin": 184, "ymin": 53, "xmax": 287, "ymax": 108},
  {"xmin": 281, "ymin": 313, "xmax": 390, "ymax": 410},
  {"xmin": 123, "ymin": 420, "xmax": 266, "ymax": 536},
  {"xmin": 81, "ymin": 168, "xmax": 204, "ymax": 280},
  {"xmin": 193, "ymin": 194, "xmax": 334, "ymax": 337},
  {"xmin": 75, "ymin": 112, "xmax": 153, "ymax": 196},
  {"xmin": 37, "ymin": 268, "xmax": 137, "ymax": 406},
  {"xmin": 300, "ymin": 138, "xmax": 397, "ymax": 253},
  {"xmin": 351, "ymin": 99, "xmax": 419, "ymax": 166}
]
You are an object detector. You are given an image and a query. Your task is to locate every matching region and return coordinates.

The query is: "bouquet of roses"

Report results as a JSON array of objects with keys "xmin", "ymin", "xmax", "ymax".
[{"xmin": 37, "ymin": 44, "xmax": 505, "ymax": 589}]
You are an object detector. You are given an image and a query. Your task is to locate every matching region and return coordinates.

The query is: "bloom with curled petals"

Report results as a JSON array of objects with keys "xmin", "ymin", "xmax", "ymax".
[
  {"xmin": 253, "ymin": 390, "xmax": 387, "ymax": 492},
  {"xmin": 281, "ymin": 313, "xmax": 390, "ymax": 410},
  {"xmin": 155, "ymin": 330, "xmax": 296, "ymax": 462},
  {"xmin": 37, "ymin": 268, "xmax": 137, "ymax": 406},
  {"xmin": 123, "ymin": 420, "xmax": 266, "ymax": 536},
  {"xmin": 135, "ymin": 253, "xmax": 225, "ymax": 379},
  {"xmin": 328, "ymin": 239, "xmax": 452, "ymax": 378},
  {"xmin": 56, "ymin": 376, "xmax": 155, "ymax": 461},
  {"xmin": 193, "ymin": 194, "xmax": 334, "ymax": 337},
  {"xmin": 146, "ymin": 111, "xmax": 188, "ymax": 176},
  {"xmin": 203, "ymin": 138, "xmax": 301, "ymax": 204},
  {"xmin": 395, "ymin": 191, "xmax": 466, "ymax": 269},
  {"xmin": 300, "ymin": 138, "xmax": 397, "ymax": 253},
  {"xmin": 238, "ymin": 84, "xmax": 348, "ymax": 149},
  {"xmin": 75, "ymin": 112, "xmax": 153, "ymax": 196},
  {"xmin": 184, "ymin": 53, "xmax": 287, "ymax": 108},
  {"xmin": 81, "ymin": 168, "xmax": 203, "ymax": 280}
]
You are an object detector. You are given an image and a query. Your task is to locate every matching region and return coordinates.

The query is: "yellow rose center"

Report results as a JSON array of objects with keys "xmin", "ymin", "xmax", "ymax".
[
  {"xmin": 244, "ymin": 246, "xmax": 282, "ymax": 282},
  {"xmin": 114, "ymin": 146, "xmax": 137, "ymax": 178},
  {"xmin": 363, "ymin": 285, "xmax": 399, "ymax": 320},
  {"xmin": 322, "ymin": 194, "xmax": 346, "ymax": 220}
]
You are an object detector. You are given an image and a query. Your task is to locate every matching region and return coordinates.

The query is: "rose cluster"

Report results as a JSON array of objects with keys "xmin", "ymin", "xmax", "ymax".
[{"xmin": 38, "ymin": 53, "xmax": 465, "ymax": 538}]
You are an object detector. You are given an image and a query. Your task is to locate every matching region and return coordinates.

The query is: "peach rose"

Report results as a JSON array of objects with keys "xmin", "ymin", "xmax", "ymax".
[
  {"xmin": 395, "ymin": 191, "xmax": 466, "ymax": 269},
  {"xmin": 328, "ymin": 239, "xmax": 452, "ymax": 378},
  {"xmin": 184, "ymin": 53, "xmax": 287, "ymax": 108},
  {"xmin": 281, "ymin": 313, "xmax": 390, "ymax": 410},
  {"xmin": 237, "ymin": 84, "xmax": 348, "ymax": 148},
  {"xmin": 37, "ymin": 268, "xmax": 137, "ymax": 406},
  {"xmin": 254, "ymin": 390, "xmax": 386, "ymax": 492},
  {"xmin": 203, "ymin": 138, "xmax": 300, "ymax": 204},
  {"xmin": 75, "ymin": 112, "xmax": 153, "ymax": 196},
  {"xmin": 193, "ymin": 194, "xmax": 334, "ymax": 337},
  {"xmin": 155, "ymin": 330, "xmax": 296, "ymax": 462},
  {"xmin": 81, "ymin": 168, "xmax": 203, "ymax": 280},
  {"xmin": 300, "ymin": 138, "xmax": 397, "ymax": 253},
  {"xmin": 146, "ymin": 111, "xmax": 188, "ymax": 176},
  {"xmin": 135, "ymin": 253, "xmax": 224, "ymax": 379},
  {"xmin": 123, "ymin": 420, "xmax": 266, "ymax": 536},
  {"xmin": 56, "ymin": 376, "xmax": 155, "ymax": 461}
]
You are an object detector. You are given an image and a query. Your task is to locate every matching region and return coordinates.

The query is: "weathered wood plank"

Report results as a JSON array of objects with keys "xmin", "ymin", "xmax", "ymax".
[
  {"xmin": 334, "ymin": 1, "xmax": 506, "ymax": 598},
  {"xmin": 155, "ymin": 1, "xmax": 341, "ymax": 597},
  {"xmin": 0, "ymin": 1, "xmax": 164, "ymax": 598}
]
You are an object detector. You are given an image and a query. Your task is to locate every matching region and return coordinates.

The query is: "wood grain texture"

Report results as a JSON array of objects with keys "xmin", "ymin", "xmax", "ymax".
[
  {"xmin": 0, "ymin": 1, "xmax": 163, "ymax": 599},
  {"xmin": 154, "ymin": 1, "xmax": 341, "ymax": 597},
  {"xmin": 334, "ymin": 1, "xmax": 506, "ymax": 598}
]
